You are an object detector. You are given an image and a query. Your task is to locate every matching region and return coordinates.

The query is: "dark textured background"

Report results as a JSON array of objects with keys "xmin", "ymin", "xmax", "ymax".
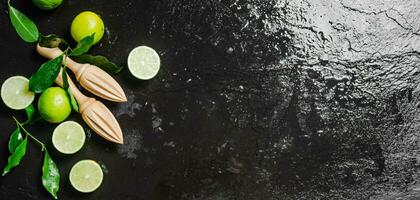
[{"xmin": 1, "ymin": 0, "xmax": 420, "ymax": 199}]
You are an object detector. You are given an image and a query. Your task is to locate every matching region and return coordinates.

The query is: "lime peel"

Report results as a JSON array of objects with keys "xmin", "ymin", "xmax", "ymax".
[
  {"xmin": 38, "ymin": 87, "xmax": 71, "ymax": 123},
  {"xmin": 32, "ymin": 0, "xmax": 63, "ymax": 10},
  {"xmin": 71, "ymin": 11, "xmax": 105, "ymax": 45}
]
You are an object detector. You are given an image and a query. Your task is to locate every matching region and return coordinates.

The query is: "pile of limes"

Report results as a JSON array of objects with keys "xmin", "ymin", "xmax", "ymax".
[
  {"xmin": 2, "ymin": 3, "xmax": 162, "ymax": 194},
  {"xmin": 1, "ymin": 76, "xmax": 103, "ymax": 193},
  {"xmin": 1, "ymin": 9, "xmax": 109, "ymax": 194}
]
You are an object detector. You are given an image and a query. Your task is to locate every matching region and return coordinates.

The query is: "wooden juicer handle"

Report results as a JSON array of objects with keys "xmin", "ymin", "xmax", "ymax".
[{"xmin": 37, "ymin": 45, "xmax": 127, "ymax": 102}]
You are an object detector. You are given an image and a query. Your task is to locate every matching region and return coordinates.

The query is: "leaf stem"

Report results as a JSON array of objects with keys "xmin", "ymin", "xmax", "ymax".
[
  {"xmin": 63, "ymin": 54, "xmax": 68, "ymax": 68},
  {"xmin": 63, "ymin": 48, "xmax": 69, "ymax": 67},
  {"xmin": 13, "ymin": 117, "xmax": 45, "ymax": 151}
]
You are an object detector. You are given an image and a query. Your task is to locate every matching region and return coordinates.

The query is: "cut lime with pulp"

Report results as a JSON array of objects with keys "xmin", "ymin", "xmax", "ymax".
[
  {"xmin": 70, "ymin": 160, "xmax": 103, "ymax": 193},
  {"xmin": 1, "ymin": 76, "xmax": 35, "ymax": 110},
  {"xmin": 127, "ymin": 46, "xmax": 160, "ymax": 80},
  {"xmin": 52, "ymin": 121, "xmax": 85, "ymax": 154}
]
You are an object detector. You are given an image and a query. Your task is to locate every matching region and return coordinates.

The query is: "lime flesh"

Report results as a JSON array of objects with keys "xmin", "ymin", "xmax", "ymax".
[
  {"xmin": 69, "ymin": 160, "xmax": 103, "ymax": 193},
  {"xmin": 127, "ymin": 46, "xmax": 160, "ymax": 80},
  {"xmin": 52, "ymin": 121, "xmax": 85, "ymax": 154},
  {"xmin": 1, "ymin": 76, "xmax": 35, "ymax": 110}
]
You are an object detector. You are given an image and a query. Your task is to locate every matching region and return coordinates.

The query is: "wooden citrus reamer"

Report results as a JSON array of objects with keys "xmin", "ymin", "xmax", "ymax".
[
  {"xmin": 55, "ymin": 69, "xmax": 124, "ymax": 144},
  {"xmin": 36, "ymin": 45, "xmax": 127, "ymax": 102}
]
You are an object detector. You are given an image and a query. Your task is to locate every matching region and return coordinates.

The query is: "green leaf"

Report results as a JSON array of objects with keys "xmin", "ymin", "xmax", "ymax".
[
  {"xmin": 61, "ymin": 66, "xmax": 69, "ymax": 90},
  {"xmin": 69, "ymin": 34, "xmax": 95, "ymax": 56},
  {"xmin": 38, "ymin": 34, "xmax": 64, "ymax": 48},
  {"xmin": 71, "ymin": 54, "xmax": 123, "ymax": 74},
  {"xmin": 24, "ymin": 104, "xmax": 36, "ymax": 124},
  {"xmin": 61, "ymin": 68, "xmax": 79, "ymax": 112},
  {"xmin": 8, "ymin": 127, "xmax": 23, "ymax": 153},
  {"xmin": 29, "ymin": 55, "xmax": 63, "ymax": 93},
  {"xmin": 42, "ymin": 150, "xmax": 60, "ymax": 199},
  {"xmin": 8, "ymin": 5, "xmax": 39, "ymax": 43},
  {"xmin": 3, "ymin": 138, "xmax": 27, "ymax": 176},
  {"xmin": 67, "ymin": 88, "xmax": 79, "ymax": 112}
]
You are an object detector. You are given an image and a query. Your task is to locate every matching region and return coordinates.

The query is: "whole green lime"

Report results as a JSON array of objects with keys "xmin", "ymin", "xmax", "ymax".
[
  {"xmin": 71, "ymin": 11, "xmax": 105, "ymax": 45},
  {"xmin": 32, "ymin": 0, "xmax": 63, "ymax": 10},
  {"xmin": 38, "ymin": 87, "xmax": 71, "ymax": 123}
]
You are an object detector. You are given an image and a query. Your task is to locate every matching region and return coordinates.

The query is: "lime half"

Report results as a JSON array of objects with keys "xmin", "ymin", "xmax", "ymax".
[
  {"xmin": 127, "ymin": 46, "xmax": 160, "ymax": 80},
  {"xmin": 69, "ymin": 160, "xmax": 103, "ymax": 193},
  {"xmin": 52, "ymin": 121, "xmax": 85, "ymax": 154},
  {"xmin": 1, "ymin": 76, "xmax": 35, "ymax": 110}
]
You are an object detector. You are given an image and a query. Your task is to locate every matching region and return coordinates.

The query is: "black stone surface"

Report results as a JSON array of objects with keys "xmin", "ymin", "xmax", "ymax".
[{"xmin": 1, "ymin": 0, "xmax": 420, "ymax": 199}]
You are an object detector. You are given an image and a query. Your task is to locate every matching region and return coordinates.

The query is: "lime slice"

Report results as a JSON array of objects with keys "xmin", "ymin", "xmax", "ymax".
[
  {"xmin": 52, "ymin": 121, "xmax": 85, "ymax": 154},
  {"xmin": 127, "ymin": 46, "xmax": 160, "ymax": 80},
  {"xmin": 69, "ymin": 160, "xmax": 103, "ymax": 193},
  {"xmin": 1, "ymin": 76, "xmax": 35, "ymax": 110}
]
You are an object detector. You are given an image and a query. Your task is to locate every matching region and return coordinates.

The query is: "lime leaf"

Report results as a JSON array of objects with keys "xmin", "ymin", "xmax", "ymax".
[
  {"xmin": 67, "ymin": 88, "xmax": 79, "ymax": 112},
  {"xmin": 29, "ymin": 55, "xmax": 63, "ymax": 93},
  {"xmin": 8, "ymin": 127, "xmax": 23, "ymax": 153},
  {"xmin": 42, "ymin": 150, "xmax": 60, "ymax": 199},
  {"xmin": 69, "ymin": 34, "xmax": 95, "ymax": 56},
  {"xmin": 24, "ymin": 104, "xmax": 36, "ymax": 124},
  {"xmin": 8, "ymin": 5, "xmax": 39, "ymax": 43},
  {"xmin": 38, "ymin": 34, "xmax": 64, "ymax": 48},
  {"xmin": 61, "ymin": 68, "xmax": 79, "ymax": 112},
  {"xmin": 61, "ymin": 66, "xmax": 69, "ymax": 90},
  {"xmin": 71, "ymin": 54, "xmax": 123, "ymax": 74},
  {"xmin": 2, "ymin": 137, "xmax": 27, "ymax": 176}
]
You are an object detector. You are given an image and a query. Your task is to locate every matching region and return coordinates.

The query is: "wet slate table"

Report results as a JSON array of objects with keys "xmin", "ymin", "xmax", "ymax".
[{"xmin": 1, "ymin": 0, "xmax": 420, "ymax": 199}]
